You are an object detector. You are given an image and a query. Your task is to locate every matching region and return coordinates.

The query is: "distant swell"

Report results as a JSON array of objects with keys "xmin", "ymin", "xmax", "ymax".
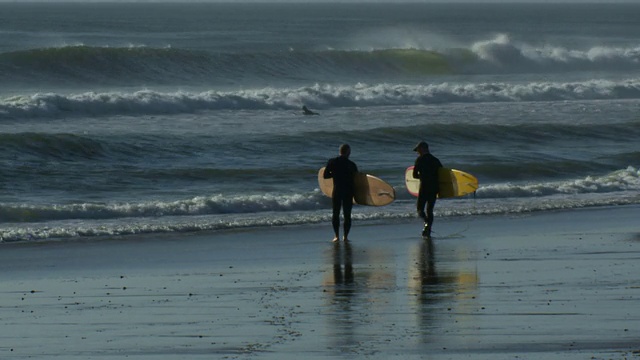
[
  {"xmin": 0, "ymin": 46, "xmax": 215, "ymax": 85},
  {"xmin": 0, "ymin": 132, "xmax": 106, "ymax": 159},
  {"xmin": 3, "ymin": 79, "xmax": 640, "ymax": 119},
  {"xmin": 0, "ymin": 45, "xmax": 452, "ymax": 86}
]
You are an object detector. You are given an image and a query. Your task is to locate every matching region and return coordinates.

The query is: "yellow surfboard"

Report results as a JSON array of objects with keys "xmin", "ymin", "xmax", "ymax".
[
  {"xmin": 405, "ymin": 166, "xmax": 478, "ymax": 198},
  {"xmin": 318, "ymin": 167, "xmax": 395, "ymax": 206}
]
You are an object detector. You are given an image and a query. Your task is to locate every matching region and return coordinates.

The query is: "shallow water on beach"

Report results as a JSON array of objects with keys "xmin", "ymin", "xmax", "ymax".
[{"xmin": 1, "ymin": 3, "xmax": 639, "ymax": 242}]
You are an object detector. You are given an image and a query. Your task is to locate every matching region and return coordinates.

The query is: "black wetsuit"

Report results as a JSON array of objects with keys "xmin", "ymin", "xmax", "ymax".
[
  {"xmin": 413, "ymin": 153, "xmax": 443, "ymax": 232},
  {"xmin": 323, "ymin": 155, "xmax": 358, "ymax": 238}
]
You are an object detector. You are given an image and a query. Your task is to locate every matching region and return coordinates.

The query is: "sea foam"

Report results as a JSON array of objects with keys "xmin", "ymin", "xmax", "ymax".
[{"xmin": 2, "ymin": 79, "xmax": 640, "ymax": 119}]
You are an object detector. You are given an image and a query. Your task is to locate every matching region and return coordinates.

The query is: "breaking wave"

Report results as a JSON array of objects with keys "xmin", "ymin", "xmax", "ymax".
[
  {"xmin": 1, "ymin": 34, "xmax": 639, "ymax": 86},
  {"xmin": 2, "ymin": 78, "xmax": 640, "ymax": 119},
  {"xmin": 1, "ymin": 167, "xmax": 637, "ymax": 242}
]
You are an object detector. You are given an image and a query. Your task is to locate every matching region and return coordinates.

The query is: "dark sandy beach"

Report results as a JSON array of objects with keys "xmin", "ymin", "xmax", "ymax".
[{"xmin": 1, "ymin": 205, "xmax": 639, "ymax": 359}]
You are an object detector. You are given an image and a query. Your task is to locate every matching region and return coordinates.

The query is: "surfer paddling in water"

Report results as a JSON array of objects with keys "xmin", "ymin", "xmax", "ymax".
[
  {"xmin": 412, "ymin": 141, "xmax": 443, "ymax": 238},
  {"xmin": 302, "ymin": 105, "xmax": 319, "ymax": 115},
  {"xmin": 323, "ymin": 144, "xmax": 359, "ymax": 242}
]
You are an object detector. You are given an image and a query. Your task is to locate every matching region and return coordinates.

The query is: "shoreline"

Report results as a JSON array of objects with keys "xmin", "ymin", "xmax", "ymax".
[{"xmin": 0, "ymin": 205, "xmax": 639, "ymax": 359}]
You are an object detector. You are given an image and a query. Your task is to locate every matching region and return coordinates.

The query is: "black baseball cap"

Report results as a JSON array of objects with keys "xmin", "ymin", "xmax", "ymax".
[{"xmin": 413, "ymin": 141, "xmax": 429, "ymax": 151}]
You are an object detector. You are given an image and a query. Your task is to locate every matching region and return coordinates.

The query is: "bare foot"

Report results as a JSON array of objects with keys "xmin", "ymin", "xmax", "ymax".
[
  {"xmin": 332, "ymin": 237, "xmax": 339, "ymax": 242},
  {"xmin": 342, "ymin": 236, "xmax": 349, "ymax": 242}
]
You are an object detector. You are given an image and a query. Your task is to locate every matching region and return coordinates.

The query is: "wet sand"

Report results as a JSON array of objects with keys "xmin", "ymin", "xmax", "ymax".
[{"xmin": 0, "ymin": 205, "xmax": 639, "ymax": 359}]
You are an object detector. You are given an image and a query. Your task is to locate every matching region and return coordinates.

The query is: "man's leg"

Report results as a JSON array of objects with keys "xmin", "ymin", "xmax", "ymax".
[
  {"xmin": 417, "ymin": 191, "xmax": 427, "ymax": 222},
  {"xmin": 342, "ymin": 196, "xmax": 353, "ymax": 241},
  {"xmin": 417, "ymin": 190, "xmax": 429, "ymax": 236},
  {"xmin": 331, "ymin": 196, "xmax": 341, "ymax": 241},
  {"xmin": 424, "ymin": 195, "xmax": 437, "ymax": 237}
]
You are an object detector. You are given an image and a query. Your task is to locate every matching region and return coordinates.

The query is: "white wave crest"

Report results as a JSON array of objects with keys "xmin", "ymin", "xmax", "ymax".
[
  {"xmin": 478, "ymin": 166, "xmax": 640, "ymax": 199},
  {"xmin": 469, "ymin": 34, "xmax": 640, "ymax": 72},
  {"xmin": 0, "ymin": 192, "xmax": 325, "ymax": 223},
  {"xmin": 2, "ymin": 79, "xmax": 640, "ymax": 119}
]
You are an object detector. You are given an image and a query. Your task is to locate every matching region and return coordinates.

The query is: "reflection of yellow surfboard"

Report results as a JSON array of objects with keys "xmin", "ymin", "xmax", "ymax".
[
  {"xmin": 405, "ymin": 166, "xmax": 478, "ymax": 198},
  {"xmin": 318, "ymin": 167, "xmax": 395, "ymax": 206}
]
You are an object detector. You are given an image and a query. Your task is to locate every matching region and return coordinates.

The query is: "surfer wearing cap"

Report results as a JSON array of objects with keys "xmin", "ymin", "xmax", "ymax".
[
  {"xmin": 302, "ymin": 105, "xmax": 319, "ymax": 115},
  {"xmin": 412, "ymin": 141, "xmax": 443, "ymax": 238},
  {"xmin": 323, "ymin": 144, "xmax": 359, "ymax": 242}
]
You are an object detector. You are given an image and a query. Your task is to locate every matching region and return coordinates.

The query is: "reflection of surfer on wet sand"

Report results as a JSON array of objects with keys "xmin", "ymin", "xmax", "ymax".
[
  {"xmin": 333, "ymin": 241, "xmax": 354, "ymax": 286},
  {"xmin": 302, "ymin": 105, "xmax": 319, "ymax": 115},
  {"xmin": 324, "ymin": 241, "xmax": 396, "ymax": 354},
  {"xmin": 418, "ymin": 238, "xmax": 437, "ymax": 286},
  {"xmin": 326, "ymin": 241, "xmax": 357, "ymax": 351},
  {"xmin": 410, "ymin": 237, "xmax": 480, "ymax": 338}
]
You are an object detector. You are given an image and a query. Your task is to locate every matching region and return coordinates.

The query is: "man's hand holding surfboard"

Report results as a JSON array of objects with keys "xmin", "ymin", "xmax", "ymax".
[
  {"xmin": 318, "ymin": 167, "xmax": 396, "ymax": 206},
  {"xmin": 405, "ymin": 167, "xmax": 478, "ymax": 198}
]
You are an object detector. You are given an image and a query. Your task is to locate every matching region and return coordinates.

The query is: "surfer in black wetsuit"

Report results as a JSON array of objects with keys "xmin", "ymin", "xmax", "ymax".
[
  {"xmin": 413, "ymin": 141, "xmax": 443, "ymax": 238},
  {"xmin": 323, "ymin": 144, "xmax": 358, "ymax": 242},
  {"xmin": 302, "ymin": 105, "xmax": 319, "ymax": 115}
]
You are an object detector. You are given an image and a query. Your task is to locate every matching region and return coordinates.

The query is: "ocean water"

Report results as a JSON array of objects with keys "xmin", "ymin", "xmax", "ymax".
[{"xmin": 1, "ymin": 3, "xmax": 639, "ymax": 242}]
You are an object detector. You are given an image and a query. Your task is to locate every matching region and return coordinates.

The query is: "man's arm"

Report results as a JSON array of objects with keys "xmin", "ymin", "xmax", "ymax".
[
  {"xmin": 412, "ymin": 159, "xmax": 420, "ymax": 179},
  {"xmin": 323, "ymin": 160, "xmax": 334, "ymax": 179}
]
